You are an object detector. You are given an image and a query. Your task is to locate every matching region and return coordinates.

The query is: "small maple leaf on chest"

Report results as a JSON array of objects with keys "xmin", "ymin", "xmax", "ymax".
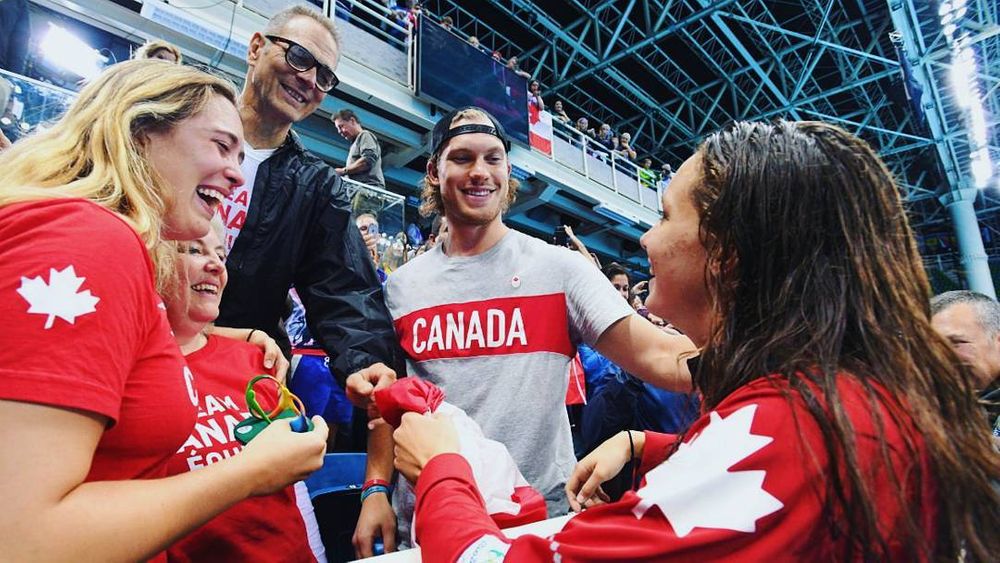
[
  {"xmin": 17, "ymin": 265, "xmax": 100, "ymax": 329},
  {"xmin": 632, "ymin": 404, "xmax": 785, "ymax": 537}
]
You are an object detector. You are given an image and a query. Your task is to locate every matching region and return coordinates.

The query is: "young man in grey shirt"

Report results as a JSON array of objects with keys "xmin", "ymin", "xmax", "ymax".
[{"xmin": 345, "ymin": 106, "xmax": 697, "ymax": 556}]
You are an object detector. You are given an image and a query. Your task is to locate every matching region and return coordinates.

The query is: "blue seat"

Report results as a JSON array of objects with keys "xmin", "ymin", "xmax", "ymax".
[
  {"xmin": 305, "ymin": 453, "xmax": 372, "ymax": 562},
  {"xmin": 305, "ymin": 453, "xmax": 367, "ymax": 498}
]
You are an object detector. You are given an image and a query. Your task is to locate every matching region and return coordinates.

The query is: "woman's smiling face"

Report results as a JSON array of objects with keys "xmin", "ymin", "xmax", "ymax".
[{"xmin": 640, "ymin": 152, "xmax": 711, "ymax": 346}]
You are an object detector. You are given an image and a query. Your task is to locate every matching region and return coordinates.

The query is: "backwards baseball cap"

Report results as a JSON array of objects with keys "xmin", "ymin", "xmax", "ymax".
[{"xmin": 429, "ymin": 106, "xmax": 511, "ymax": 157}]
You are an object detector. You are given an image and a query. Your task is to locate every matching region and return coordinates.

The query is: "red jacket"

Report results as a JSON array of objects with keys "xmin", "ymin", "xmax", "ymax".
[{"xmin": 413, "ymin": 376, "xmax": 937, "ymax": 562}]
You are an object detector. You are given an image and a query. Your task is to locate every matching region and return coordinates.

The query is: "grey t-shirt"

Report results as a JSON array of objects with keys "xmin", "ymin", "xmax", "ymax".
[
  {"xmin": 385, "ymin": 229, "xmax": 632, "ymax": 535},
  {"xmin": 346, "ymin": 130, "xmax": 384, "ymax": 188}
]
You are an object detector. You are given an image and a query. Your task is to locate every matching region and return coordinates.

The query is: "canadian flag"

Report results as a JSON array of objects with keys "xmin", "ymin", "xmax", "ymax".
[{"xmin": 528, "ymin": 105, "xmax": 553, "ymax": 157}]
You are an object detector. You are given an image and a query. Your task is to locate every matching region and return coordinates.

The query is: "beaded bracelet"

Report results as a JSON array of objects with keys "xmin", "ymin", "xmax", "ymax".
[{"xmin": 360, "ymin": 484, "xmax": 390, "ymax": 503}]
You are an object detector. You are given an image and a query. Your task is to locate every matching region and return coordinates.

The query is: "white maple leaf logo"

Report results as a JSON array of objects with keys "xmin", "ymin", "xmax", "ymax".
[
  {"xmin": 632, "ymin": 403, "xmax": 784, "ymax": 537},
  {"xmin": 17, "ymin": 265, "xmax": 100, "ymax": 329}
]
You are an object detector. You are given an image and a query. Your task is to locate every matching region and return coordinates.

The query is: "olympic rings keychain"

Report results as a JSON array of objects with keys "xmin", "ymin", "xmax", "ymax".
[{"xmin": 234, "ymin": 375, "xmax": 314, "ymax": 445}]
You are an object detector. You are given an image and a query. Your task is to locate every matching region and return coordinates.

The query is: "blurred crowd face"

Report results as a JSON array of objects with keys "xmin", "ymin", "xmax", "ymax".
[
  {"xmin": 554, "ymin": 100, "xmax": 564, "ymax": 113},
  {"xmin": 149, "ymin": 48, "xmax": 178, "ymax": 63},
  {"xmin": 168, "ymin": 228, "xmax": 228, "ymax": 329},
  {"xmin": 430, "ymin": 114, "xmax": 510, "ymax": 228},
  {"xmin": 640, "ymin": 152, "xmax": 710, "ymax": 346},
  {"xmin": 932, "ymin": 303, "xmax": 1000, "ymax": 388},
  {"xmin": 248, "ymin": 16, "xmax": 339, "ymax": 125},
  {"xmin": 355, "ymin": 213, "xmax": 378, "ymax": 233},
  {"xmin": 610, "ymin": 273, "xmax": 629, "ymax": 301},
  {"xmin": 147, "ymin": 94, "xmax": 245, "ymax": 241},
  {"xmin": 334, "ymin": 115, "xmax": 362, "ymax": 142}
]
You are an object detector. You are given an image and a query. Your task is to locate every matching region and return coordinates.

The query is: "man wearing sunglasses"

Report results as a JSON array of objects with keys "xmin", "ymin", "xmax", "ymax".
[{"xmin": 216, "ymin": 4, "xmax": 401, "ymax": 463}]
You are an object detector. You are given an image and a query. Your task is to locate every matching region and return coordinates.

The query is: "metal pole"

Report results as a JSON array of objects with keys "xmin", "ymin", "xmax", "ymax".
[{"xmin": 942, "ymin": 191, "xmax": 996, "ymax": 298}]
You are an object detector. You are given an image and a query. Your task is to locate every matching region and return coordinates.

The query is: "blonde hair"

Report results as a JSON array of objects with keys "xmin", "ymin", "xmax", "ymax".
[
  {"xmin": 133, "ymin": 39, "xmax": 183, "ymax": 63},
  {"xmin": 419, "ymin": 108, "xmax": 519, "ymax": 217},
  {"xmin": 0, "ymin": 60, "xmax": 238, "ymax": 292}
]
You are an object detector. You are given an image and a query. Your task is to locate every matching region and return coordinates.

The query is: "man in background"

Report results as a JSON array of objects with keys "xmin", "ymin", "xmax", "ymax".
[
  {"xmin": 333, "ymin": 108, "xmax": 385, "ymax": 189},
  {"xmin": 217, "ymin": 5, "xmax": 399, "ymax": 400},
  {"xmin": 931, "ymin": 290, "xmax": 1000, "ymax": 435}
]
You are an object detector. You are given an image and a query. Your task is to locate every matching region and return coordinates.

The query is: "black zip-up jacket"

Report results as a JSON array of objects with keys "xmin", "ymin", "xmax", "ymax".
[{"xmin": 217, "ymin": 132, "xmax": 401, "ymax": 383}]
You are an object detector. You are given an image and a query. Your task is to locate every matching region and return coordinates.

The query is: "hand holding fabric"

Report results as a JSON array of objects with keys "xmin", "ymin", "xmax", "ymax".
[
  {"xmin": 393, "ymin": 412, "xmax": 460, "ymax": 483},
  {"xmin": 346, "ymin": 363, "xmax": 397, "ymax": 420}
]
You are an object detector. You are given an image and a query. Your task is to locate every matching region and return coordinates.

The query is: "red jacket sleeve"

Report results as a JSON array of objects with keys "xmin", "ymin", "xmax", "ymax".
[
  {"xmin": 412, "ymin": 378, "xmax": 934, "ymax": 562},
  {"xmin": 414, "ymin": 454, "xmax": 509, "ymax": 562},
  {"xmin": 637, "ymin": 431, "xmax": 678, "ymax": 477}
]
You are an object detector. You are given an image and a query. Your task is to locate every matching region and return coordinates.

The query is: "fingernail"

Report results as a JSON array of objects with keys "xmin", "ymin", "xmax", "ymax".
[
  {"xmin": 368, "ymin": 422, "xmax": 375, "ymax": 430},
  {"xmin": 265, "ymin": 359, "xmax": 274, "ymax": 368},
  {"xmin": 576, "ymin": 495, "xmax": 584, "ymax": 504}
]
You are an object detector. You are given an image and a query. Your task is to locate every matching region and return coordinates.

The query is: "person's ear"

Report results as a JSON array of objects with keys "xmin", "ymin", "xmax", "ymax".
[
  {"xmin": 426, "ymin": 156, "xmax": 441, "ymax": 186},
  {"xmin": 247, "ymin": 32, "xmax": 267, "ymax": 65}
]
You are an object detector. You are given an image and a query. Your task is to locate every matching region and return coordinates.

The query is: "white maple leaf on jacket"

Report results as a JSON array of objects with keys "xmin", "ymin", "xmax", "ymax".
[
  {"xmin": 17, "ymin": 265, "xmax": 100, "ymax": 329},
  {"xmin": 632, "ymin": 403, "xmax": 784, "ymax": 536}
]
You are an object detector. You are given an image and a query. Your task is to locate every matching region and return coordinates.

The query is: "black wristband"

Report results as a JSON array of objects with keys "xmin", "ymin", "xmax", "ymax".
[
  {"xmin": 627, "ymin": 430, "xmax": 639, "ymax": 491},
  {"xmin": 246, "ymin": 329, "xmax": 257, "ymax": 342}
]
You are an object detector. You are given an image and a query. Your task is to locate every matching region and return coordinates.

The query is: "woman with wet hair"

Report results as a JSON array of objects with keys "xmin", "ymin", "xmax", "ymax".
[
  {"xmin": 0, "ymin": 61, "xmax": 327, "ymax": 561},
  {"xmin": 391, "ymin": 120, "xmax": 999, "ymax": 561}
]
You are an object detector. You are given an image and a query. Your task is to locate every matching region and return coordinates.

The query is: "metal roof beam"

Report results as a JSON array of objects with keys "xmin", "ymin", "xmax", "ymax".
[
  {"xmin": 695, "ymin": 0, "xmax": 802, "ymax": 120},
  {"xmin": 718, "ymin": 11, "xmax": 900, "ymax": 68},
  {"xmin": 546, "ymin": 0, "xmax": 735, "ymax": 94},
  {"xmin": 616, "ymin": 12, "xmax": 884, "ymax": 131}
]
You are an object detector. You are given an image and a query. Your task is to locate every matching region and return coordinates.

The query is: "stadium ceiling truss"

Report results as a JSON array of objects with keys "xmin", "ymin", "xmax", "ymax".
[{"xmin": 428, "ymin": 0, "xmax": 1000, "ymax": 245}]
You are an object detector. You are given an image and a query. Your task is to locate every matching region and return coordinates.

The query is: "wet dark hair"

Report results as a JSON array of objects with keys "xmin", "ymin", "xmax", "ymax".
[{"xmin": 691, "ymin": 121, "xmax": 999, "ymax": 561}]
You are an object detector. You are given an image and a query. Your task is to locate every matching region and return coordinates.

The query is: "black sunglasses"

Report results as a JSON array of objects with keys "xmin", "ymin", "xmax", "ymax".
[{"xmin": 265, "ymin": 35, "xmax": 339, "ymax": 93}]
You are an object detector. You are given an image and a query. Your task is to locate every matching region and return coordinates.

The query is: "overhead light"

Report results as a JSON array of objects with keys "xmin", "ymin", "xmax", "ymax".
[
  {"xmin": 40, "ymin": 23, "xmax": 107, "ymax": 80},
  {"xmin": 940, "ymin": 4, "xmax": 993, "ymax": 188},
  {"xmin": 970, "ymin": 148, "xmax": 992, "ymax": 188}
]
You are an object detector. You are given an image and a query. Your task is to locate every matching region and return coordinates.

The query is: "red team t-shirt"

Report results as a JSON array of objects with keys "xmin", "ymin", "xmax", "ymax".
[
  {"xmin": 166, "ymin": 335, "xmax": 320, "ymax": 563},
  {"xmin": 0, "ymin": 199, "xmax": 198, "ymax": 560}
]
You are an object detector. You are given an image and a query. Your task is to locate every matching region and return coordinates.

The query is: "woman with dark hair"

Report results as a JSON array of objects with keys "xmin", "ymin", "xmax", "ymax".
[
  {"xmin": 391, "ymin": 120, "xmax": 999, "ymax": 561},
  {"xmin": 528, "ymin": 80, "xmax": 544, "ymax": 111}
]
